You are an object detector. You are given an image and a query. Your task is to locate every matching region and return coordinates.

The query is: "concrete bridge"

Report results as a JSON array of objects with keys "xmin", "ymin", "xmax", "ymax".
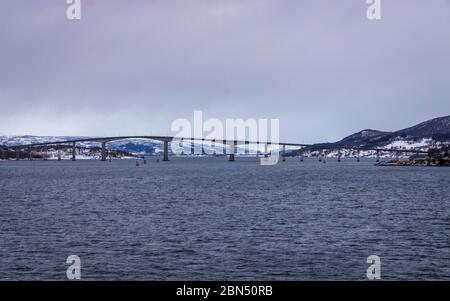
[{"xmin": 0, "ymin": 135, "xmax": 429, "ymax": 162}]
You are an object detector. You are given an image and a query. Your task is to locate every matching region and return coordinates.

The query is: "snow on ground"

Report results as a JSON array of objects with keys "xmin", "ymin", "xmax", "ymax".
[{"xmin": 385, "ymin": 138, "xmax": 433, "ymax": 150}]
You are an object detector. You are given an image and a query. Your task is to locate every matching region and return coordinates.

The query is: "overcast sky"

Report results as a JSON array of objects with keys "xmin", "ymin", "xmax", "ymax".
[{"xmin": 0, "ymin": 0, "xmax": 449, "ymax": 143}]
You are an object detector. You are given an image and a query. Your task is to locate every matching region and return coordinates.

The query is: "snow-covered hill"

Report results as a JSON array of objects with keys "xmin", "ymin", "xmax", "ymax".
[
  {"xmin": 334, "ymin": 115, "xmax": 450, "ymax": 148},
  {"xmin": 0, "ymin": 136, "xmax": 258, "ymax": 158},
  {"xmin": 0, "ymin": 136, "xmax": 163, "ymax": 155},
  {"xmin": 288, "ymin": 116, "xmax": 450, "ymax": 157}
]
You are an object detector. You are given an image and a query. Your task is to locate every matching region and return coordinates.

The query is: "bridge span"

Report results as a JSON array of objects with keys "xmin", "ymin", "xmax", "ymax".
[{"xmin": 0, "ymin": 135, "xmax": 429, "ymax": 162}]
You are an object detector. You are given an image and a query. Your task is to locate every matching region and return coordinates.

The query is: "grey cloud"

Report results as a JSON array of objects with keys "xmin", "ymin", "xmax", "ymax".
[{"xmin": 0, "ymin": 0, "xmax": 449, "ymax": 142}]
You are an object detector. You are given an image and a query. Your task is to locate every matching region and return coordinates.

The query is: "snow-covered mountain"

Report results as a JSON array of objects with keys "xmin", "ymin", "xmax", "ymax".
[
  {"xmin": 287, "ymin": 115, "xmax": 450, "ymax": 157},
  {"xmin": 335, "ymin": 115, "xmax": 450, "ymax": 148},
  {"xmin": 0, "ymin": 136, "xmax": 162, "ymax": 155},
  {"xmin": 395, "ymin": 115, "xmax": 450, "ymax": 140},
  {"xmin": 338, "ymin": 129, "xmax": 391, "ymax": 146},
  {"xmin": 0, "ymin": 135, "xmax": 87, "ymax": 146},
  {"xmin": 0, "ymin": 136, "xmax": 252, "ymax": 157},
  {"xmin": 308, "ymin": 115, "xmax": 449, "ymax": 151}
]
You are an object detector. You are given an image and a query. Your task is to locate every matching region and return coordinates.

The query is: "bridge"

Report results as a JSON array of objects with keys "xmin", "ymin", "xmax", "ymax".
[{"xmin": 0, "ymin": 135, "xmax": 429, "ymax": 162}]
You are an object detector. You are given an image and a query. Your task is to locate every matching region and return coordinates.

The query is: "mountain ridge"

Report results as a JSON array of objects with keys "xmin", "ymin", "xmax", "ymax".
[{"xmin": 329, "ymin": 115, "xmax": 450, "ymax": 149}]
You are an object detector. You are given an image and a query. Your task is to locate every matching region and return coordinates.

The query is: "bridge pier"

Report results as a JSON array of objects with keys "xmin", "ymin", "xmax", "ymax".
[
  {"xmin": 282, "ymin": 145, "xmax": 286, "ymax": 162},
  {"xmin": 71, "ymin": 142, "xmax": 76, "ymax": 161},
  {"xmin": 228, "ymin": 141, "xmax": 235, "ymax": 161},
  {"xmin": 264, "ymin": 143, "xmax": 268, "ymax": 158},
  {"xmin": 180, "ymin": 138, "xmax": 185, "ymax": 155},
  {"xmin": 212, "ymin": 139, "xmax": 217, "ymax": 155},
  {"xmin": 101, "ymin": 142, "xmax": 107, "ymax": 161},
  {"xmin": 299, "ymin": 147, "xmax": 304, "ymax": 162},
  {"xmin": 163, "ymin": 140, "xmax": 169, "ymax": 161},
  {"xmin": 337, "ymin": 149, "xmax": 341, "ymax": 162},
  {"xmin": 376, "ymin": 150, "xmax": 380, "ymax": 162},
  {"xmin": 357, "ymin": 150, "xmax": 360, "ymax": 162}
]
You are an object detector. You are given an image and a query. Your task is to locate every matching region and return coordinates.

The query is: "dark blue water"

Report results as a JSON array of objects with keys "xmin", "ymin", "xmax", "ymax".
[{"xmin": 0, "ymin": 158, "xmax": 449, "ymax": 280}]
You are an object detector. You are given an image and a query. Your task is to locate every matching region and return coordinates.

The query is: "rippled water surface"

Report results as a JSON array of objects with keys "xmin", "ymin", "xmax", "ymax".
[{"xmin": 0, "ymin": 158, "xmax": 449, "ymax": 280}]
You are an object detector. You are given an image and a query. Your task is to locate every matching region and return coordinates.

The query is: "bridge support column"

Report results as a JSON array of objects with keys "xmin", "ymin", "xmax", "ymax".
[
  {"xmin": 71, "ymin": 142, "xmax": 76, "ymax": 161},
  {"xmin": 101, "ymin": 142, "xmax": 107, "ymax": 161},
  {"xmin": 357, "ymin": 150, "xmax": 360, "ymax": 162},
  {"xmin": 180, "ymin": 138, "xmax": 185, "ymax": 155},
  {"xmin": 163, "ymin": 140, "xmax": 169, "ymax": 161},
  {"xmin": 212, "ymin": 139, "xmax": 217, "ymax": 155},
  {"xmin": 282, "ymin": 145, "xmax": 286, "ymax": 162},
  {"xmin": 264, "ymin": 144, "xmax": 268, "ymax": 158},
  {"xmin": 228, "ymin": 141, "xmax": 235, "ymax": 161},
  {"xmin": 376, "ymin": 150, "xmax": 380, "ymax": 162},
  {"xmin": 338, "ymin": 149, "xmax": 341, "ymax": 162}
]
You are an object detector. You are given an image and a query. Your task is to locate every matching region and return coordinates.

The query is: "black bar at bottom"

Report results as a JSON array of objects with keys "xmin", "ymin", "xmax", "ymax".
[{"xmin": 0, "ymin": 281, "xmax": 447, "ymax": 299}]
